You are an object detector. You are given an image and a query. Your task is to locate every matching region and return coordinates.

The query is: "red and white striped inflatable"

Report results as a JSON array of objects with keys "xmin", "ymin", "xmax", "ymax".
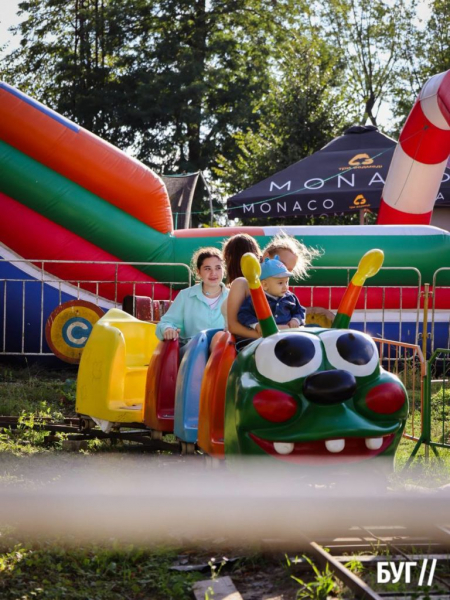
[{"xmin": 377, "ymin": 70, "xmax": 450, "ymax": 225}]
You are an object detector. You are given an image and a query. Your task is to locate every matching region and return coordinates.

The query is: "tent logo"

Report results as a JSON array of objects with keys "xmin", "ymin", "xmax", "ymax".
[
  {"xmin": 349, "ymin": 153, "xmax": 374, "ymax": 166},
  {"xmin": 351, "ymin": 194, "xmax": 371, "ymax": 209}
]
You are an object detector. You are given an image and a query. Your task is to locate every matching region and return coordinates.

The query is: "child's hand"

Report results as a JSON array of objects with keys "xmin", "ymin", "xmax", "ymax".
[
  {"xmin": 288, "ymin": 319, "xmax": 300, "ymax": 328},
  {"xmin": 163, "ymin": 327, "xmax": 180, "ymax": 340},
  {"xmin": 255, "ymin": 324, "xmax": 262, "ymax": 336}
]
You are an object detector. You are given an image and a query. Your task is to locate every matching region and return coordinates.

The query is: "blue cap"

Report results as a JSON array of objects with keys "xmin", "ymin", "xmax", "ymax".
[{"xmin": 260, "ymin": 256, "xmax": 293, "ymax": 280}]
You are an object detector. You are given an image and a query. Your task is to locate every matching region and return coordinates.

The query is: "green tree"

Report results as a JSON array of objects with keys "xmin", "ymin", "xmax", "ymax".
[
  {"xmin": 320, "ymin": 0, "xmax": 418, "ymax": 128},
  {"xmin": 2, "ymin": 1, "xmax": 303, "ymax": 166},
  {"xmin": 392, "ymin": 0, "xmax": 450, "ymax": 130},
  {"xmin": 214, "ymin": 26, "xmax": 354, "ymax": 224},
  {"xmin": 3, "ymin": 0, "xmax": 130, "ymax": 144},
  {"xmin": 215, "ymin": 0, "xmax": 422, "ymax": 226},
  {"xmin": 421, "ymin": 0, "xmax": 450, "ymax": 76},
  {"xmin": 378, "ymin": 0, "xmax": 450, "ymax": 142}
]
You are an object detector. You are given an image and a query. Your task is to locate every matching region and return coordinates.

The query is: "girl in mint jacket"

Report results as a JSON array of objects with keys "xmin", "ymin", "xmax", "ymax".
[{"xmin": 156, "ymin": 247, "xmax": 228, "ymax": 343}]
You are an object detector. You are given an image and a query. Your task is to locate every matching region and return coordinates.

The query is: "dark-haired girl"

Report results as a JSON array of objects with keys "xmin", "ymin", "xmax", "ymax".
[{"xmin": 156, "ymin": 247, "xmax": 228, "ymax": 343}]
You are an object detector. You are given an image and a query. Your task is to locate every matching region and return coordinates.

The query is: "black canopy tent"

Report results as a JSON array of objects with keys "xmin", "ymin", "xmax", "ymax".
[{"xmin": 227, "ymin": 125, "xmax": 450, "ymax": 220}]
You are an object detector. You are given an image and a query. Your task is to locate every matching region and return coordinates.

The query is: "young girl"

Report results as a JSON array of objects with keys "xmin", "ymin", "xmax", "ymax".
[
  {"xmin": 220, "ymin": 233, "xmax": 263, "ymax": 340},
  {"xmin": 227, "ymin": 231, "xmax": 320, "ymax": 340},
  {"xmin": 156, "ymin": 247, "xmax": 228, "ymax": 343},
  {"xmin": 222, "ymin": 232, "xmax": 262, "ymax": 285}
]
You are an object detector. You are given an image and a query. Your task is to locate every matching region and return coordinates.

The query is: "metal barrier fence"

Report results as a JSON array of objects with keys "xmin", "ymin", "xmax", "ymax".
[
  {"xmin": 293, "ymin": 266, "xmax": 423, "ymax": 348},
  {"xmin": 294, "ymin": 266, "xmax": 450, "ymax": 357},
  {"xmin": 373, "ymin": 338, "xmax": 425, "ymax": 443},
  {"xmin": 431, "ymin": 267, "xmax": 450, "ymax": 355},
  {"xmin": 0, "ymin": 258, "xmax": 192, "ymax": 356},
  {"xmin": 1, "ymin": 258, "xmax": 449, "ymax": 360},
  {"xmin": 407, "ymin": 348, "xmax": 450, "ymax": 464}
]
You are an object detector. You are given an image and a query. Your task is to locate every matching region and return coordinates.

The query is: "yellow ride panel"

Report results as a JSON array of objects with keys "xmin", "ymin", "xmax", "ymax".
[{"xmin": 76, "ymin": 308, "xmax": 159, "ymax": 423}]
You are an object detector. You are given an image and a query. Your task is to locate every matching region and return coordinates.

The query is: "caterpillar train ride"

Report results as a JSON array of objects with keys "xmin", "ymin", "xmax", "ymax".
[{"xmin": 76, "ymin": 249, "xmax": 409, "ymax": 465}]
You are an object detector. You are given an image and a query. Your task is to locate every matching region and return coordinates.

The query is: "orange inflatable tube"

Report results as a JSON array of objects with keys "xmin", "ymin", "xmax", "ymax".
[{"xmin": 0, "ymin": 82, "xmax": 173, "ymax": 234}]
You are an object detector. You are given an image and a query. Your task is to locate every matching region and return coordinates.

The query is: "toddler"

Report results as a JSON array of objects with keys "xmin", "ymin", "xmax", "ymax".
[{"xmin": 238, "ymin": 256, "xmax": 305, "ymax": 335}]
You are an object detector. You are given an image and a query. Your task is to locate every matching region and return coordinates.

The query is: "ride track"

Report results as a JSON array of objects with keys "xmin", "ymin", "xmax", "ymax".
[{"xmin": 294, "ymin": 526, "xmax": 450, "ymax": 600}]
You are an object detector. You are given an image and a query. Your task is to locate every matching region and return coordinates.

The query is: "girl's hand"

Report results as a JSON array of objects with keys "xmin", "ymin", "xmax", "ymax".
[{"xmin": 163, "ymin": 328, "xmax": 180, "ymax": 340}]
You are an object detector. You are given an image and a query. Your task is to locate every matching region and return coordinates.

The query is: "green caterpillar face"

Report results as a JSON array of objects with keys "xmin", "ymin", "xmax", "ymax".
[{"xmin": 224, "ymin": 328, "xmax": 408, "ymax": 465}]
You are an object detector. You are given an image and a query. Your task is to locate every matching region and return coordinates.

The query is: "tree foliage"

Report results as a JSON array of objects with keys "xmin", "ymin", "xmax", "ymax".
[
  {"xmin": 4, "ymin": 1, "xmax": 126, "ymax": 140},
  {"xmin": 319, "ymin": 0, "xmax": 418, "ymax": 129},
  {"xmin": 214, "ymin": 27, "xmax": 353, "ymax": 201},
  {"xmin": 422, "ymin": 0, "xmax": 450, "ymax": 76},
  {"xmin": 4, "ymin": 0, "xmax": 302, "ymax": 171},
  {"xmin": 388, "ymin": 0, "xmax": 450, "ymax": 135}
]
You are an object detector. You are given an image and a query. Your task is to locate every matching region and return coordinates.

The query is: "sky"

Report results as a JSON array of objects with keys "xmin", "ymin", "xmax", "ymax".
[{"xmin": 0, "ymin": 0, "xmax": 22, "ymax": 51}]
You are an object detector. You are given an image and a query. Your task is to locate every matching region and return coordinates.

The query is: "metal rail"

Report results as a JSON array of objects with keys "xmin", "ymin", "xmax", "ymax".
[
  {"xmin": 407, "ymin": 348, "xmax": 450, "ymax": 464},
  {"xmin": 2, "ymin": 258, "xmax": 449, "ymax": 358},
  {"xmin": 373, "ymin": 338, "xmax": 425, "ymax": 443},
  {"xmin": 308, "ymin": 539, "xmax": 383, "ymax": 599},
  {"xmin": 0, "ymin": 415, "xmax": 181, "ymax": 452},
  {"xmin": 295, "ymin": 526, "xmax": 450, "ymax": 600}
]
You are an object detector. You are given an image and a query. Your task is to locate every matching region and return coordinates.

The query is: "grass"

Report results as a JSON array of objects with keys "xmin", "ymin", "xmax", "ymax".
[
  {"xmin": 0, "ymin": 533, "xmax": 205, "ymax": 600},
  {"xmin": 391, "ymin": 374, "xmax": 450, "ymax": 488},
  {"xmin": 286, "ymin": 554, "xmax": 343, "ymax": 599},
  {"xmin": 0, "ymin": 529, "xmax": 313, "ymax": 600},
  {"xmin": 0, "ymin": 365, "xmax": 84, "ymax": 456},
  {"xmin": 0, "ymin": 363, "xmax": 77, "ymax": 418}
]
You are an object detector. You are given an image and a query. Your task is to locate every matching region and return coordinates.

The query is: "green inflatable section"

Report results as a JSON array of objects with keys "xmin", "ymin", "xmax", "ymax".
[{"xmin": 172, "ymin": 228, "xmax": 450, "ymax": 286}]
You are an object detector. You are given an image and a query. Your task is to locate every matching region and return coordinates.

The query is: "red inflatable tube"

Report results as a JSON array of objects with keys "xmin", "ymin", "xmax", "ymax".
[
  {"xmin": 399, "ymin": 101, "xmax": 450, "ymax": 164},
  {"xmin": 374, "ymin": 202, "xmax": 433, "ymax": 225},
  {"xmin": 0, "ymin": 193, "xmax": 171, "ymax": 302}
]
